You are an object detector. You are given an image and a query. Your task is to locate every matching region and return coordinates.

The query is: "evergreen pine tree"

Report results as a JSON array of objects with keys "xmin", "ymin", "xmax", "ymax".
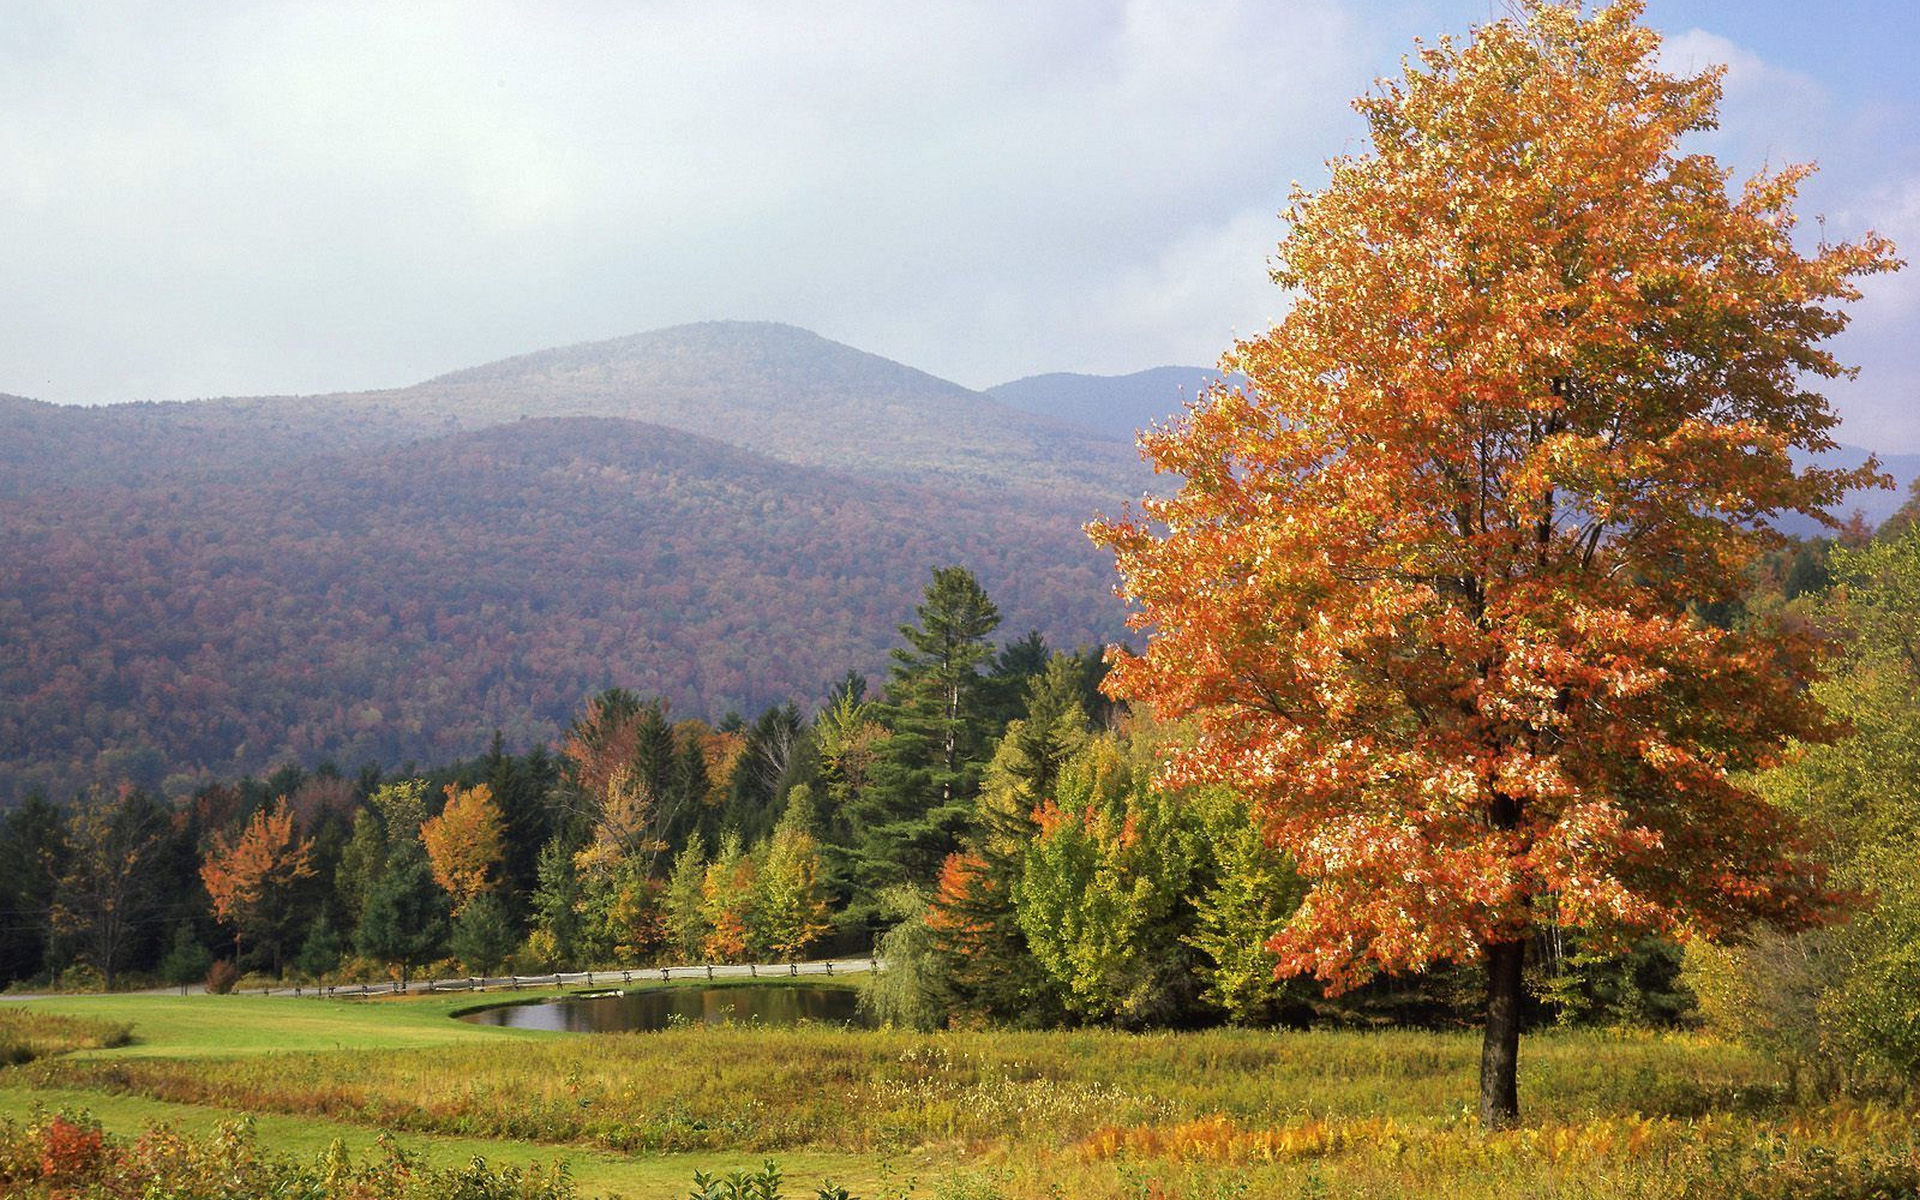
[
  {"xmin": 483, "ymin": 736, "xmax": 558, "ymax": 907},
  {"xmin": 159, "ymin": 921, "xmax": 214, "ymax": 995},
  {"xmin": 851, "ymin": 567, "xmax": 1002, "ymax": 899},
  {"xmin": 660, "ymin": 732, "xmax": 713, "ymax": 856},
  {"xmin": 450, "ymin": 892, "xmax": 518, "ymax": 975},
  {"xmin": 980, "ymin": 629, "xmax": 1051, "ymax": 733},
  {"xmin": 356, "ymin": 840, "xmax": 447, "ymax": 987},
  {"xmin": 294, "ymin": 913, "xmax": 346, "ymax": 982},
  {"xmin": 0, "ymin": 796, "xmax": 68, "ymax": 987},
  {"xmin": 722, "ymin": 704, "xmax": 813, "ymax": 845}
]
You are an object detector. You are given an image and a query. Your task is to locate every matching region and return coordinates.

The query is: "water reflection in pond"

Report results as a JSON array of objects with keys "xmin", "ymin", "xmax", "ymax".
[{"xmin": 458, "ymin": 984, "xmax": 874, "ymax": 1033}]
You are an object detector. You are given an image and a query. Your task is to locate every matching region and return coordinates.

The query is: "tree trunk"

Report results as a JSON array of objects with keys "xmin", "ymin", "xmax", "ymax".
[{"xmin": 1479, "ymin": 938, "xmax": 1525, "ymax": 1130}]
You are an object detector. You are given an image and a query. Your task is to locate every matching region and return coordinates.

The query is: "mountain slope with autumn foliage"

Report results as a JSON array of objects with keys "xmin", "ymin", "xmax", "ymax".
[
  {"xmin": 0, "ymin": 415, "xmax": 1125, "ymax": 803},
  {"xmin": 4, "ymin": 321, "xmax": 1905, "ymax": 805}
]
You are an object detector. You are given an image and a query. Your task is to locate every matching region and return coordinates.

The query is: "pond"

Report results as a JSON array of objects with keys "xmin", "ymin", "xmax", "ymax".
[{"xmin": 456, "ymin": 983, "xmax": 875, "ymax": 1033}]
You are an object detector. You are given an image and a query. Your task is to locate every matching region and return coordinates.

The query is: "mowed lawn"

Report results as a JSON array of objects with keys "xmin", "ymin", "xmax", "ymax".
[
  {"xmin": 1, "ymin": 989, "xmax": 535, "ymax": 1056},
  {"xmin": 0, "ymin": 986, "xmax": 891, "ymax": 1195},
  {"xmin": 4, "ymin": 989, "xmax": 1919, "ymax": 1198}
]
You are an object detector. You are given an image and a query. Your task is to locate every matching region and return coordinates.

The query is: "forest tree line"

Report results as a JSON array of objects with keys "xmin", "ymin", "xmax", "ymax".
[{"xmin": 4, "ymin": 512, "xmax": 1919, "ymax": 1067}]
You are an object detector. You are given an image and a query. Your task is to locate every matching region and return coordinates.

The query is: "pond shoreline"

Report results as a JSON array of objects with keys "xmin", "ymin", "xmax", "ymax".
[{"xmin": 454, "ymin": 979, "xmax": 873, "ymax": 1033}]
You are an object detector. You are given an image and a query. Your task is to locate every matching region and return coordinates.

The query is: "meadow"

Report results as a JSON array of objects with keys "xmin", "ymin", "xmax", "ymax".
[{"xmin": 3, "ymin": 987, "xmax": 1918, "ymax": 1198}]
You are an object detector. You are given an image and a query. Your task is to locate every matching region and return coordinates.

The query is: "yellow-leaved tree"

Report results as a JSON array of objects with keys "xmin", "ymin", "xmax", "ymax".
[
  {"xmin": 200, "ymin": 798, "xmax": 315, "ymax": 976},
  {"xmin": 419, "ymin": 782, "xmax": 505, "ymax": 914}
]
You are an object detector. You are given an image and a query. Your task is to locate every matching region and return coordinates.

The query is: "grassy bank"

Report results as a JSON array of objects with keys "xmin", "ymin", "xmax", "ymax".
[{"xmin": 3, "ymin": 991, "xmax": 1916, "ymax": 1198}]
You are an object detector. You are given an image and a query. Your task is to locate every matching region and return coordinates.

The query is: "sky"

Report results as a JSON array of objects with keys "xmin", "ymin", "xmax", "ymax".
[{"xmin": 2, "ymin": 1, "xmax": 1915, "ymax": 452}]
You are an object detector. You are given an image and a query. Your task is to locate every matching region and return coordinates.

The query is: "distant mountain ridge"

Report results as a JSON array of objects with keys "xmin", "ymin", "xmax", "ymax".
[
  {"xmin": 989, "ymin": 365, "xmax": 1225, "ymax": 442},
  {"xmin": 0, "ymin": 324, "xmax": 1191, "ymax": 804},
  {"xmin": 0, "ymin": 322, "xmax": 1149, "ymax": 504},
  {"xmin": 1795, "ymin": 445, "xmax": 1920, "ymax": 534}
]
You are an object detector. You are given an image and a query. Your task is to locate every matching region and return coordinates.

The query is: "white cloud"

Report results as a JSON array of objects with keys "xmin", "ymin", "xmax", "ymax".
[
  {"xmin": 1845, "ymin": 175, "xmax": 1920, "ymax": 319},
  {"xmin": 1659, "ymin": 28, "xmax": 1830, "ymax": 166},
  {"xmin": 0, "ymin": 0, "xmax": 1910, "ymax": 458},
  {"xmin": 1658, "ymin": 27, "xmax": 1916, "ymax": 453},
  {"xmin": 0, "ymin": 0, "xmax": 1381, "ymax": 402}
]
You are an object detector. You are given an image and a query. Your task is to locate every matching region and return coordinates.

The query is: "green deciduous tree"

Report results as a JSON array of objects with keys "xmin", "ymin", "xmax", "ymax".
[
  {"xmin": 701, "ymin": 832, "xmax": 759, "ymax": 962},
  {"xmin": 1016, "ymin": 733, "xmax": 1207, "ymax": 1028},
  {"xmin": 663, "ymin": 837, "xmax": 710, "ymax": 962},
  {"xmin": 527, "ymin": 836, "xmax": 584, "ymax": 968},
  {"xmin": 1689, "ymin": 522, "xmax": 1920, "ymax": 1088},
  {"xmin": 50, "ymin": 789, "xmax": 169, "ymax": 988},
  {"xmin": 757, "ymin": 787, "xmax": 831, "ymax": 961},
  {"xmin": 1184, "ymin": 790, "xmax": 1305, "ymax": 1026}
]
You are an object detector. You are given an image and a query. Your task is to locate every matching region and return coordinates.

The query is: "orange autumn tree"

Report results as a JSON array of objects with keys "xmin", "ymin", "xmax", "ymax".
[
  {"xmin": 1092, "ymin": 1, "xmax": 1898, "ymax": 1130},
  {"xmin": 199, "ymin": 798, "xmax": 315, "ymax": 975},
  {"xmin": 420, "ymin": 782, "xmax": 506, "ymax": 914}
]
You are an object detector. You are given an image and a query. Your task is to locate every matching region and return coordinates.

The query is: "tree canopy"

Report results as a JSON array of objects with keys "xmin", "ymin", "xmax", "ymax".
[{"xmin": 1092, "ymin": 0, "xmax": 1899, "ymax": 1128}]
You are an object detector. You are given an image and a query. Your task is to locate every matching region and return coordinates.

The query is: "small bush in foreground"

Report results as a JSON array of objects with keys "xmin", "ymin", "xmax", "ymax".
[
  {"xmin": 689, "ymin": 1159, "xmax": 861, "ymax": 1199},
  {"xmin": 0, "ymin": 1110, "xmax": 576, "ymax": 1199}
]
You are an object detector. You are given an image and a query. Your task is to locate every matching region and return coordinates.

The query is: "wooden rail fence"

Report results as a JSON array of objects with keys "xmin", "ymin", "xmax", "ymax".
[{"xmin": 239, "ymin": 956, "xmax": 881, "ymax": 999}]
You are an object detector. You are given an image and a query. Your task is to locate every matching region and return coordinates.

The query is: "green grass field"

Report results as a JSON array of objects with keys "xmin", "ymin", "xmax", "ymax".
[
  {"xmin": 3, "ymin": 988, "xmax": 1917, "ymax": 1198},
  {"xmin": 0, "ymin": 984, "xmax": 888, "ymax": 1195}
]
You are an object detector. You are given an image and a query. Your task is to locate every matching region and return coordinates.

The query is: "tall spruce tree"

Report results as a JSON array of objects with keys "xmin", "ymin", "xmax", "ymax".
[
  {"xmin": 980, "ymin": 630, "xmax": 1051, "ymax": 733},
  {"xmin": 851, "ymin": 567, "xmax": 1003, "ymax": 900},
  {"xmin": 722, "ymin": 704, "xmax": 813, "ymax": 846},
  {"xmin": 483, "ymin": 736, "xmax": 558, "ymax": 908}
]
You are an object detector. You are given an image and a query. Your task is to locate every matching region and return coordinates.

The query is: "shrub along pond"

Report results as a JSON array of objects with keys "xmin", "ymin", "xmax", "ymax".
[{"xmin": 457, "ymin": 983, "xmax": 873, "ymax": 1033}]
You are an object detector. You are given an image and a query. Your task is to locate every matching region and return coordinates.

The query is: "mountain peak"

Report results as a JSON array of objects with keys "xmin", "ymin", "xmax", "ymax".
[{"xmin": 422, "ymin": 320, "xmax": 978, "ymax": 403}]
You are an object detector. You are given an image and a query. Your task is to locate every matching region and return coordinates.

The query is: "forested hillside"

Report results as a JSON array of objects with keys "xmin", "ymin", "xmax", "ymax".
[{"xmin": 0, "ymin": 325, "xmax": 1147, "ymax": 804}]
